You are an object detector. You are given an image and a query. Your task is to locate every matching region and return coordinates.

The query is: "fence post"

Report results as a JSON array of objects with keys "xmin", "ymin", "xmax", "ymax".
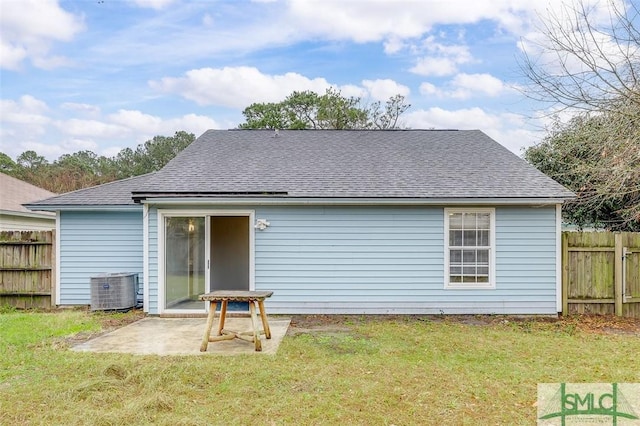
[
  {"xmin": 614, "ymin": 233, "xmax": 623, "ymax": 316},
  {"xmin": 562, "ymin": 232, "xmax": 569, "ymax": 315}
]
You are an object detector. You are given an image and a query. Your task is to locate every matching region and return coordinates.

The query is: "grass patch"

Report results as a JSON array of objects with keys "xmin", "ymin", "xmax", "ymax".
[{"xmin": 0, "ymin": 311, "xmax": 638, "ymax": 425}]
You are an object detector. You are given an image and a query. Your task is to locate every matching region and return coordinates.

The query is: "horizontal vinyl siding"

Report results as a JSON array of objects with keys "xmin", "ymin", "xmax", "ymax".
[
  {"xmin": 255, "ymin": 206, "xmax": 557, "ymax": 314},
  {"xmin": 255, "ymin": 207, "xmax": 443, "ymax": 314},
  {"xmin": 494, "ymin": 206, "xmax": 557, "ymax": 314},
  {"xmin": 59, "ymin": 210, "xmax": 143, "ymax": 305},
  {"xmin": 145, "ymin": 204, "xmax": 558, "ymax": 315}
]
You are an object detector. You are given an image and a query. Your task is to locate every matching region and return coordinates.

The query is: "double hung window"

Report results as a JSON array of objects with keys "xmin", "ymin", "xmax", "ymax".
[{"xmin": 445, "ymin": 208, "xmax": 495, "ymax": 288}]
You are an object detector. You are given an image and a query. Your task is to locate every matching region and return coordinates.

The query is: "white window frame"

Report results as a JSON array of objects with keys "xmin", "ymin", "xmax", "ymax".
[{"xmin": 444, "ymin": 207, "xmax": 496, "ymax": 289}]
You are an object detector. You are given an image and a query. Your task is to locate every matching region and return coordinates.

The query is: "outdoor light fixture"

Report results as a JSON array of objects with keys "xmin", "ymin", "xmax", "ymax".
[{"xmin": 255, "ymin": 219, "xmax": 270, "ymax": 230}]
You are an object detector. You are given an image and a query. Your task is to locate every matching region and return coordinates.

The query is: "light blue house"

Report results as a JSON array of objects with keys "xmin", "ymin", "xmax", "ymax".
[{"xmin": 27, "ymin": 130, "xmax": 574, "ymax": 315}]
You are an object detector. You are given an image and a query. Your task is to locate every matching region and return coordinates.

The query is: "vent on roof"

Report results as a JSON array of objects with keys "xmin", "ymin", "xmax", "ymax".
[{"xmin": 90, "ymin": 273, "xmax": 138, "ymax": 311}]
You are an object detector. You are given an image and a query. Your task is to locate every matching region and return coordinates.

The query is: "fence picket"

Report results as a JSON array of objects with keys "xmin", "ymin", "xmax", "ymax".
[
  {"xmin": 563, "ymin": 231, "xmax": 640, "ymax": 318},
  {"xmin": 0, "ymin": 230, "xmax": 54, "ymax": 309}
]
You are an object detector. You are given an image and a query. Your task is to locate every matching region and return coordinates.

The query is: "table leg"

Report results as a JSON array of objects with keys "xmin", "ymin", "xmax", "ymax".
[
  {"xmin": 257, "ymin": 300, "xmax": 271, "ymax": 339},
  {"xmin": 216, "ymin": 300, "xmax": 228, "ymax": 335},
  {"xmin": 200, "ymin": 301, "xmax": 217, "ymax": 352},
  {"xmin": 248, "ymin": 300, "xmax": 262, "ymax": 351}
]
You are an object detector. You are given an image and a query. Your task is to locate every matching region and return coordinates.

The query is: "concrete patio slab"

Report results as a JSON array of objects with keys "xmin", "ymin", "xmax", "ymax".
[{"xmin": 71, "ymin": 316, "xmax": 291, "ymax": 356}]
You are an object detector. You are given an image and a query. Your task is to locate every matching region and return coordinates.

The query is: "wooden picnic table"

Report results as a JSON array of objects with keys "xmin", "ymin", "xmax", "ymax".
[{"xmin": 198, "ymin": 290, "xmax": 273, "ymax": 352}]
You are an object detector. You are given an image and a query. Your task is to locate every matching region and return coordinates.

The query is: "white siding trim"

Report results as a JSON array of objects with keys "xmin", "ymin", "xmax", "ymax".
[
  {"xmin": 249, "ymin": 211, "xmax": 256, "ymax": 291},
  {"xmin": 143, "ymin": 204, "xmax": 149, "ymax": 313},
  {"xmin": 55, "ymin": 211, "xmax": 61, "ymax": 306},
  {"xmin": 556, "ymin": 203, "xmax": 562, "ymax": 312},
  {"xmin": 157, "ymin": 209, "xmax": 165, "ymax": 314},
  {"xmin": 443, "ymin": 207, "xmax": 496, "ymax": 290}
]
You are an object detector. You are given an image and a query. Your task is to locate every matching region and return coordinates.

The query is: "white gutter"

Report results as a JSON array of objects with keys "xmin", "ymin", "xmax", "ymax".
[
  {"xmin": 23, "ymin": 205, "xmax": 143, "ymax": 212},
  {"xmin": 0, "ymin": 209, "xmax": 55, "ymax": 219},
  {"xmin": 139, "ymin": 197, "xmax": 571, "ymax": 206}
]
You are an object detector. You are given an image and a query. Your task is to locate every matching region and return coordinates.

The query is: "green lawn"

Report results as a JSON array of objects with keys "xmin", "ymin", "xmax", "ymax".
[{"xmin": 0, "ymin": 309, "xmax": 638, "ymax": 425}]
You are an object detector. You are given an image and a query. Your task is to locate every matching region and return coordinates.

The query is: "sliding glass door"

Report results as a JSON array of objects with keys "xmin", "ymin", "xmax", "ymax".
[{"xmin": 164, "ymin": 216, "xmax": 206, "ymax": 310}]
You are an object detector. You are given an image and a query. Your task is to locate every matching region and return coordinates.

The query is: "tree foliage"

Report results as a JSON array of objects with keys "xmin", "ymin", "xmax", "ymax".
[
  {"xmin": 1, "ymin": 131, "xmax": 195, "ymax": 194},
  {"xmin": 520, "ymin": 0, "xmax": 640, "ymax": 231},
  {"xmin": 524, "ymin": 107, "xmax": 640, "ymax": 231},
  {"xmin": 239, "ymin": 88, "xmax": 410, "ymax": 130},
  {"xmin": 114, "ymin": 131, "xmax": 195, "ymax": 178}
]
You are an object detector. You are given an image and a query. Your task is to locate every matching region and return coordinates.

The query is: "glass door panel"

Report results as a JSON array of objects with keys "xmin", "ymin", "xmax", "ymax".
[{"xmin": 165, "ymin": 216, "xmax": 205, "ymax": 310}]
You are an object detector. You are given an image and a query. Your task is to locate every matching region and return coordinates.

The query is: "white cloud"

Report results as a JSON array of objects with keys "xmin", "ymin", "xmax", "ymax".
[
  {"xmin": 54, "ymin": 119, "xmax": 129, "ymax": 139},
  {"xmin": 405, "ymin": 107, "xmax": 541, "ymax": 154},
  {"xmin": 0, "ymin": 100, "xmax": 100, "ymax": 159},
  {"xmin": 419, "ymin": 82, "xmax": 439, "ymax": 96},
  {"xmin": 362, "ymin": 79, "xmax": 410, "ymax": 101},
  {"xmin": 406, "ymin": 107, "xmax": 501, "ymax": 129},
  {"xmin": 108, "ymin": 110, "xmax": 219, "ymax": 138},
  {"xmin": 340, "ymin": 85, "xmax": 368, "ymax": 99},
  {"xmin": 286, "ymin": 0, "xmax": 544, "ymax": 44},
  {"xmin": 0, "ymin": 44, "xmax": 27, "ymax": 70},
  {"xmin": 451, "ymin": 73, "xmax": 508, "ymax": 97},
  {"xmin": 151, "ymin": 67, "xmax": 412, "ymax": 108},
  {"xmin": 0, "ymin": 95, "xmax": 219, "ymax": 160},
  {"xmin": 109, "ymin": 110, "xmax": 163, "ymax": 132},
  {"xmin": 418, "ymin": 73, "xmax": 511, "ymax": 99},
  {"xmin": 409, "ymin": 37, "xmax": 474, "ymax": 77},
  {"xmin": 150, "ymin": 66, "xmax": 333, "ymax": 108},
  {"xmin": 202, "ymin": 13, "xmax": 214, "ymax": 27},
  {"xmin": 410, "ymin": 57, "xmax": 459, "ymax": 77},
  {"xmin": 165, "ymin": 113, "xmax": 220, "ymax": 134},
  {"xmin": 0, "ymin": 96, "xmax": 50, "ymax": 130},
  {"xmin": 71, "ymin": 0, "xmax": 560, "ymax": 75},
  {"xmin": 129, "ymin": 0, "xmax": 176, "ymax": 10},
  {"xmin": 287, "ymin": 0, "xmax": 432, "ymax": 43},
  {"xmin": 109, "ymin": 111, "xmax": 220, "ymax": 152},
  {"xmin": 15, "ymin": 140, "xmax": 94, "ymax": 161},
  {"xmin": 63, "ymin": 138, "xmax": 100, "ymax": 152},
  {"xmin": 383, "ymin": 37, "xmax": 405, "ymax": 54},
  {"xmin": 61, "ymin": 103, "xmax": 101, "ymax": 117},
  {"xmin": 0, "ymin": 0, "xmax": 84, "ymax": 70}
]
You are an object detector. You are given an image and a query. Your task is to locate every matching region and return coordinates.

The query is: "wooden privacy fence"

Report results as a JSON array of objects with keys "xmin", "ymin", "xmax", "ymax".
[
  {"xmin": 0, "ymin": 230, "xmax": 55, "ymax": 309},
  {"xmin": 562, "ymin": 231, "xmax": 640, "ymax": 318}
]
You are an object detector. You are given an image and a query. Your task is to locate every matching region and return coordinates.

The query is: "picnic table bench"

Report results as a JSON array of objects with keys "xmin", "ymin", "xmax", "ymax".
[{"xmin": 199, "ymin": 290, "xmax": 273, "ymax": 352}]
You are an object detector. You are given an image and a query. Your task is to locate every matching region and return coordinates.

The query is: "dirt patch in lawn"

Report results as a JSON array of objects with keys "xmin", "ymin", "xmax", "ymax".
[
  {"xmin": 286, "ymin": 313, "xmax": 640, "ymax": 336},
  {"xmin": 560, "ymin": 314, "xmax": 640, "ymax": 335}
]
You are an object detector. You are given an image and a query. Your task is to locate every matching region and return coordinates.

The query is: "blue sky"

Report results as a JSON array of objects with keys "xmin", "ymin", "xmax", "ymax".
[{"xmin": 0, "ymin": 0, "xmax": 617, "ymax": 160}]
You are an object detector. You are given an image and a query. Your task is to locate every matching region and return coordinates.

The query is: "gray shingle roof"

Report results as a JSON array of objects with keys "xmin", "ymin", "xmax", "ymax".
[
  {"xmin": 133, "ymin": 129, "xmax": 574, "ymax": 200},
  {"xmin": 26, "ymin": 173, "xmax": 154, "ymax": 207},
  {"xmin": 27, "ymin": 129, "xmax": 575, "ymax": 208}
]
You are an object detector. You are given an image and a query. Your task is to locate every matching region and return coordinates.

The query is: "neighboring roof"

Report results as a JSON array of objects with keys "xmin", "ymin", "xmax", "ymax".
[
  {"xmin": 132, "ymin": 129, "xmax": 574, "ymax": 200},
  {"xmin": 25, "ymin": 173, "xmax": 154, "ymax": 208},
  {"xmin": 0, "ymin": 173, "xmax": 56, "ymax": 216}
]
